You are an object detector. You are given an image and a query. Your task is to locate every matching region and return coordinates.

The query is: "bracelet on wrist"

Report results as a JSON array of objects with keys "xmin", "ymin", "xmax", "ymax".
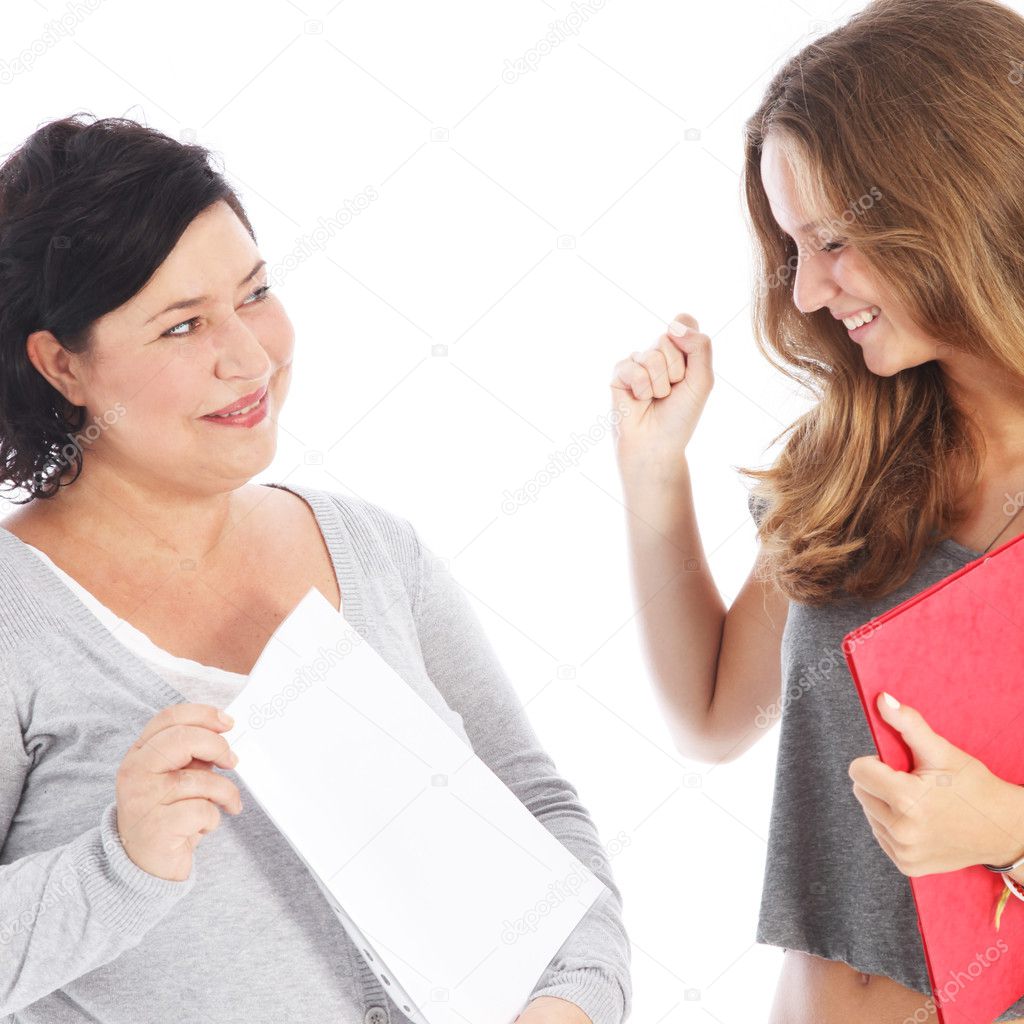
[
  {"xmin": 982, "ymin": 846, "xmax": 1024, "ymax": 873},
  {"xmin": 1004, "ymin": 872, "xmax": 1024, "ymax": 901}
]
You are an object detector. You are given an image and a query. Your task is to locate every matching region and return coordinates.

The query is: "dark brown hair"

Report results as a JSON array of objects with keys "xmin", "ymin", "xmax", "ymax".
[{"xmin": 0, "ymin": 111, "xmax": 255, "ymax": 502}]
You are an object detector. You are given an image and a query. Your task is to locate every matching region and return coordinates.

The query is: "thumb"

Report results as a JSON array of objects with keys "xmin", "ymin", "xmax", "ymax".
[{"xmin": 876, "ymin": 691, "xmax": 951, "ymax": 770}]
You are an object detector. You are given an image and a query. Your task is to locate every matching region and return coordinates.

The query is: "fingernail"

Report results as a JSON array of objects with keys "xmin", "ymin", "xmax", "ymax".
[
  {"xmin": 882, "ymin": 691, "xmax": 900, "ymax": 710},
  {"xmin": 668, "ymin": 321, "xmax": 687, "ymax": 337},
  {"xmin": 218, "ymin": 711, "xmax": 234, "ymax": 726}
]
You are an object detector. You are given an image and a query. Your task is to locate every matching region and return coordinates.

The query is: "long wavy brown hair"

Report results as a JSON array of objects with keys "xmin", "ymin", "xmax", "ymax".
[{"xmin": 736, "ymin": 0, "xmax": 1024, "ymax": 606}]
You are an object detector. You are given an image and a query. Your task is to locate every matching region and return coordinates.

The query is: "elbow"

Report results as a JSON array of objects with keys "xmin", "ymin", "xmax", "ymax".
[{"xmin": 668, "ymin": 723, "xmax": 745, "ymax": 766}]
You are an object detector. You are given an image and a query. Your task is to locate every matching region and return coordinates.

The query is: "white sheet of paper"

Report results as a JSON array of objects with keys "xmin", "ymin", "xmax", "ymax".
[{"xmin": 220, "ymin": 586, "xmax": 607, "ymax": 1024}]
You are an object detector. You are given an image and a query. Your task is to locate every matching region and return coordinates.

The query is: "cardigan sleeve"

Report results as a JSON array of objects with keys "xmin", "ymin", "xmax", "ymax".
[
  {"xmin": 0, "ymin": 673, "xmax": 196, "ymax": 1016},
  {"xmin": 407, "ymin": 530, "xmax": 632, "ymax": 1024}
]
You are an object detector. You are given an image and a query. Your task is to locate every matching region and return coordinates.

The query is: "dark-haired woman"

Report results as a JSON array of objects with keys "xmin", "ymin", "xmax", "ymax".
[
  {"xmin": 610, "ymin": 0, "xmax": 1024, "ymax": 1021},
  {"xmin": 0, "ymin": 114, "xmax": 630, "ymax": 1024}
]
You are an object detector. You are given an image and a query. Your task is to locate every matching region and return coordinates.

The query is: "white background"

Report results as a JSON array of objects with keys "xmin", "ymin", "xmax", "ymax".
[{"xmin": 0, "ymin": 1, "xmax": 879, "ymax": 1019}]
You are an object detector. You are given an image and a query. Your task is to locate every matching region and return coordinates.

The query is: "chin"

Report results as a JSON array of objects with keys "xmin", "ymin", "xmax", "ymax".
[
  {"xmin": 860, "ymin": 349, "xmax": 907, "ymax": 376},
  {"xmin": 868, "ymin": 364, "xmax": 904, "ymax": 378}
]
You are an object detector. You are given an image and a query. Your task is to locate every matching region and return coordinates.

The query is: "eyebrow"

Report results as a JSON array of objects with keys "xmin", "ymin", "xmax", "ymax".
[
  {"xmin": 780, "ymin": 220, "xmax": 821, "ymax": 237},
  {"xmin": 144, "ymin": 259, "xmax": 267, "ymax": 325}
]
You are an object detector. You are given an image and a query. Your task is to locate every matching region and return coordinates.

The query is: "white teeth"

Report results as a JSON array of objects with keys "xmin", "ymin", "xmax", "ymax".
[
  {"xmin": 843, "ymin": 306, "xmax": 881, "ymax": 330},
  {"xmin": 211, "ymin": 396, "xmax": 262, "ymax": 418}
]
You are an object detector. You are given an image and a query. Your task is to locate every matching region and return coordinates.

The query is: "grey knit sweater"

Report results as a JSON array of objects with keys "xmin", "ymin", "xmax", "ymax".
[{"xmin": 0, "ymin": 482, "xmax": 631, "ymax": 1024}]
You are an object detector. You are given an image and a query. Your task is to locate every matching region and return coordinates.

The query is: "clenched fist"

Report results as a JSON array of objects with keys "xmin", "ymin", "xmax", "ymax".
[{"xmin": 609, "ymin": 312, "xmax": 714, "ymax": 490}]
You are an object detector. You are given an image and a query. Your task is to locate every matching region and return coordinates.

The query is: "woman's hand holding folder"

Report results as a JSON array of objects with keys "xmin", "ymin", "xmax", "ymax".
[{"xmin": 848, "ymin": 691, "xmax": 1024, "ymax": 880}]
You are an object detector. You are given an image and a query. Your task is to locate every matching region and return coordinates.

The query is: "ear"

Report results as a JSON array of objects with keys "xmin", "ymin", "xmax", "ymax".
[{"xmin": 25, "ymin": 329, "xmax": 88, "ymax": 408}]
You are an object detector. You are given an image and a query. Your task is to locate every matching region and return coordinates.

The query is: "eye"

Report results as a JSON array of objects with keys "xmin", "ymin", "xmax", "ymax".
[
  {"xmin": 820, "ymin": 240, "xmax": 845, "ymax": 253},
  {"xmin": 161, "ymin": 283, "xmax": 273, "ymax": 339}
]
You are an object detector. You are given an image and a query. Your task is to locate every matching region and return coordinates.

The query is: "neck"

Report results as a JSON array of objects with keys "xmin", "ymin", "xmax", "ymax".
[
  {"xmin": 29, "ymin": 458, "xmax": 256, "ymax": 566},
  {"xmin": 940, "ymin": 353, "xmax": 1024, "ymax": 466}
]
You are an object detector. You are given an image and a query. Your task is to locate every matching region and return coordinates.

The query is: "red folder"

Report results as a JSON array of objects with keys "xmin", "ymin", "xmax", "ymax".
[{"xmin": 843, "ymin": 532, "xmax": 1024, "ymax": 1024}]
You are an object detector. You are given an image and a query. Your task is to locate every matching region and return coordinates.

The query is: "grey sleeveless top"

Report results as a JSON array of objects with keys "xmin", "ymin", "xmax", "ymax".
[{"xmin": 747, "ymin": 490, "xmax": 1024, "ymax": 1021}]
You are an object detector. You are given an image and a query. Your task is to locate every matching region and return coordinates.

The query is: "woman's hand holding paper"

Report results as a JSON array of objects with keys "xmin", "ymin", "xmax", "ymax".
[
  {"xmin": 516, "ymin": 995, "xmax": 592, "ymax": 1023},
  {"xmin": 847, "ymin": 692, "xmax": 1024, "ymax": 877}
]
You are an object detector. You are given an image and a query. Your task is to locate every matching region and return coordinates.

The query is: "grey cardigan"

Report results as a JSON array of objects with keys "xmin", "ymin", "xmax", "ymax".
[{"xmin": 0, "ymin": 482, "xmax": 631, "ymax": 1024}]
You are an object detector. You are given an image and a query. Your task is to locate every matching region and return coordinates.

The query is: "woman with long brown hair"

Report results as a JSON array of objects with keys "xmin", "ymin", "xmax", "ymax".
[{"xmin": 610, "ymin": 0, "xmax": 1024, "ymax": 1020}]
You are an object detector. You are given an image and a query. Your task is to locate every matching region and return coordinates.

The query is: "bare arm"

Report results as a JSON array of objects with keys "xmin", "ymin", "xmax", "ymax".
[
  {"xmin": 705, "ymin": 535, "xmax": 788, "ymax": 763},
  {"xmin": 610, "ymin": 310, "xmax": 788, "ymax": 766},
  {"xmin": 621, "ymin": 464, "xmax": 787, "ymax": 764}
]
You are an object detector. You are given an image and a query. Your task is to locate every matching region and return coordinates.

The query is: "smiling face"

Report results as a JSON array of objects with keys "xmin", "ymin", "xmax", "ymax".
[
  {"xmin": 27, "ymin": 199, "xmax": 294, "ymax": 496},
  {"xmin": 760, "ymin": 132, "xmax": 942, "ymax": 377}
]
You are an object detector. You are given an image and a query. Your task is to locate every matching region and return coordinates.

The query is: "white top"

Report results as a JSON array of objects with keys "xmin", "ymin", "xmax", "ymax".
[{"xmin": 20, "ymin": 541, "xmax": 252, "ymax": 705}]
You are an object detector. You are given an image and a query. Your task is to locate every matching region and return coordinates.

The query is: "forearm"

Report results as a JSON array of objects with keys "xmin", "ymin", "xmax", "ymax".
[
  {"xmin": 517, "ymin": 781, "xmax": 630, "ymax": 1024},
  {"xmin": 620, "ymin": 461, "xmax": 726, "ymax": 752},
  {"xmin": 411, "ymin": 534, "xmax": 631, "ymax": 1024},
  {"xmin": 0, "ymin": 802, "xmax": 195, "ymax": 1014}
]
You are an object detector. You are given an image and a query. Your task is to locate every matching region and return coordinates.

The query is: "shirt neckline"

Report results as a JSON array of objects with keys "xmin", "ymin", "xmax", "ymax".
[
  {"xmin": 938, "ymin": 537, "xmax": 985, "ymax": 561},
  {"xmin": 18, "ymin": 543, "xmax": 252, "ymax": 683},
  {"xmin": 0, "ymin": 480, "xmax": 363, "ymax": 711}
]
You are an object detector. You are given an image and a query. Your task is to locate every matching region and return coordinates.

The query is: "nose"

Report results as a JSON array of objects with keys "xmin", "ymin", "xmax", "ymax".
[
  {"xmin": 791, "ymin": 241, "xmax": 840, "ymax": 316},
  {"xmin": 212, "ymin": 309, "xmax": 273, "ymax": 382}
]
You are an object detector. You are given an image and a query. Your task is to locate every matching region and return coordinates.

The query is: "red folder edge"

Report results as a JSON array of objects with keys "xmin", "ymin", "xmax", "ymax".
[{"xmin": 842, "ymin": 530, "xmax": 1024, "ymax": 1024}]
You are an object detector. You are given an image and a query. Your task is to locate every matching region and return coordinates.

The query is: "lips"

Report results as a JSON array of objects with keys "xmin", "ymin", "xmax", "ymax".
[
  {"xmin": 834, "ymin": 304, "xmax": 878, "ymax": 320},
  {"xmin": 204, "ymin": 384, "xmax": 268, "ymax": 418}
]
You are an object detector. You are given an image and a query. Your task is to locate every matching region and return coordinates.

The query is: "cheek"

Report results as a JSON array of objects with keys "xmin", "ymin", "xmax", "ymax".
[
  {"xmin": 266, "ymin": 307, "xmax": 294, "ymax": 364},
  {"xmin": 834, "ymin": 253, "xmax": 875, "ymax": 296},
  {"xmin": 88, "ymin": 351, "xmax": 191, "ymax": 412},
  {"xmin": 260, "ymin": 302, "xmax": 295, "ymax": 361},
  {"xmin": 841, "ymin": 253, "xmax": 898, "ymax": 318},
  {"xmin": 130, "ymin": 351, "xmax": 210, "ymax": 418}
]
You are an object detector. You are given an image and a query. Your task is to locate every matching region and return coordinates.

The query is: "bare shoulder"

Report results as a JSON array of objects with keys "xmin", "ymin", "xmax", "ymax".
[
  {"xmin": 243, "ymin": 483, "xmax": 309, "ymax": 531},
  {"xmin": 240, "ymin": 484, "xmax": 342, "ymax": 612}
]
